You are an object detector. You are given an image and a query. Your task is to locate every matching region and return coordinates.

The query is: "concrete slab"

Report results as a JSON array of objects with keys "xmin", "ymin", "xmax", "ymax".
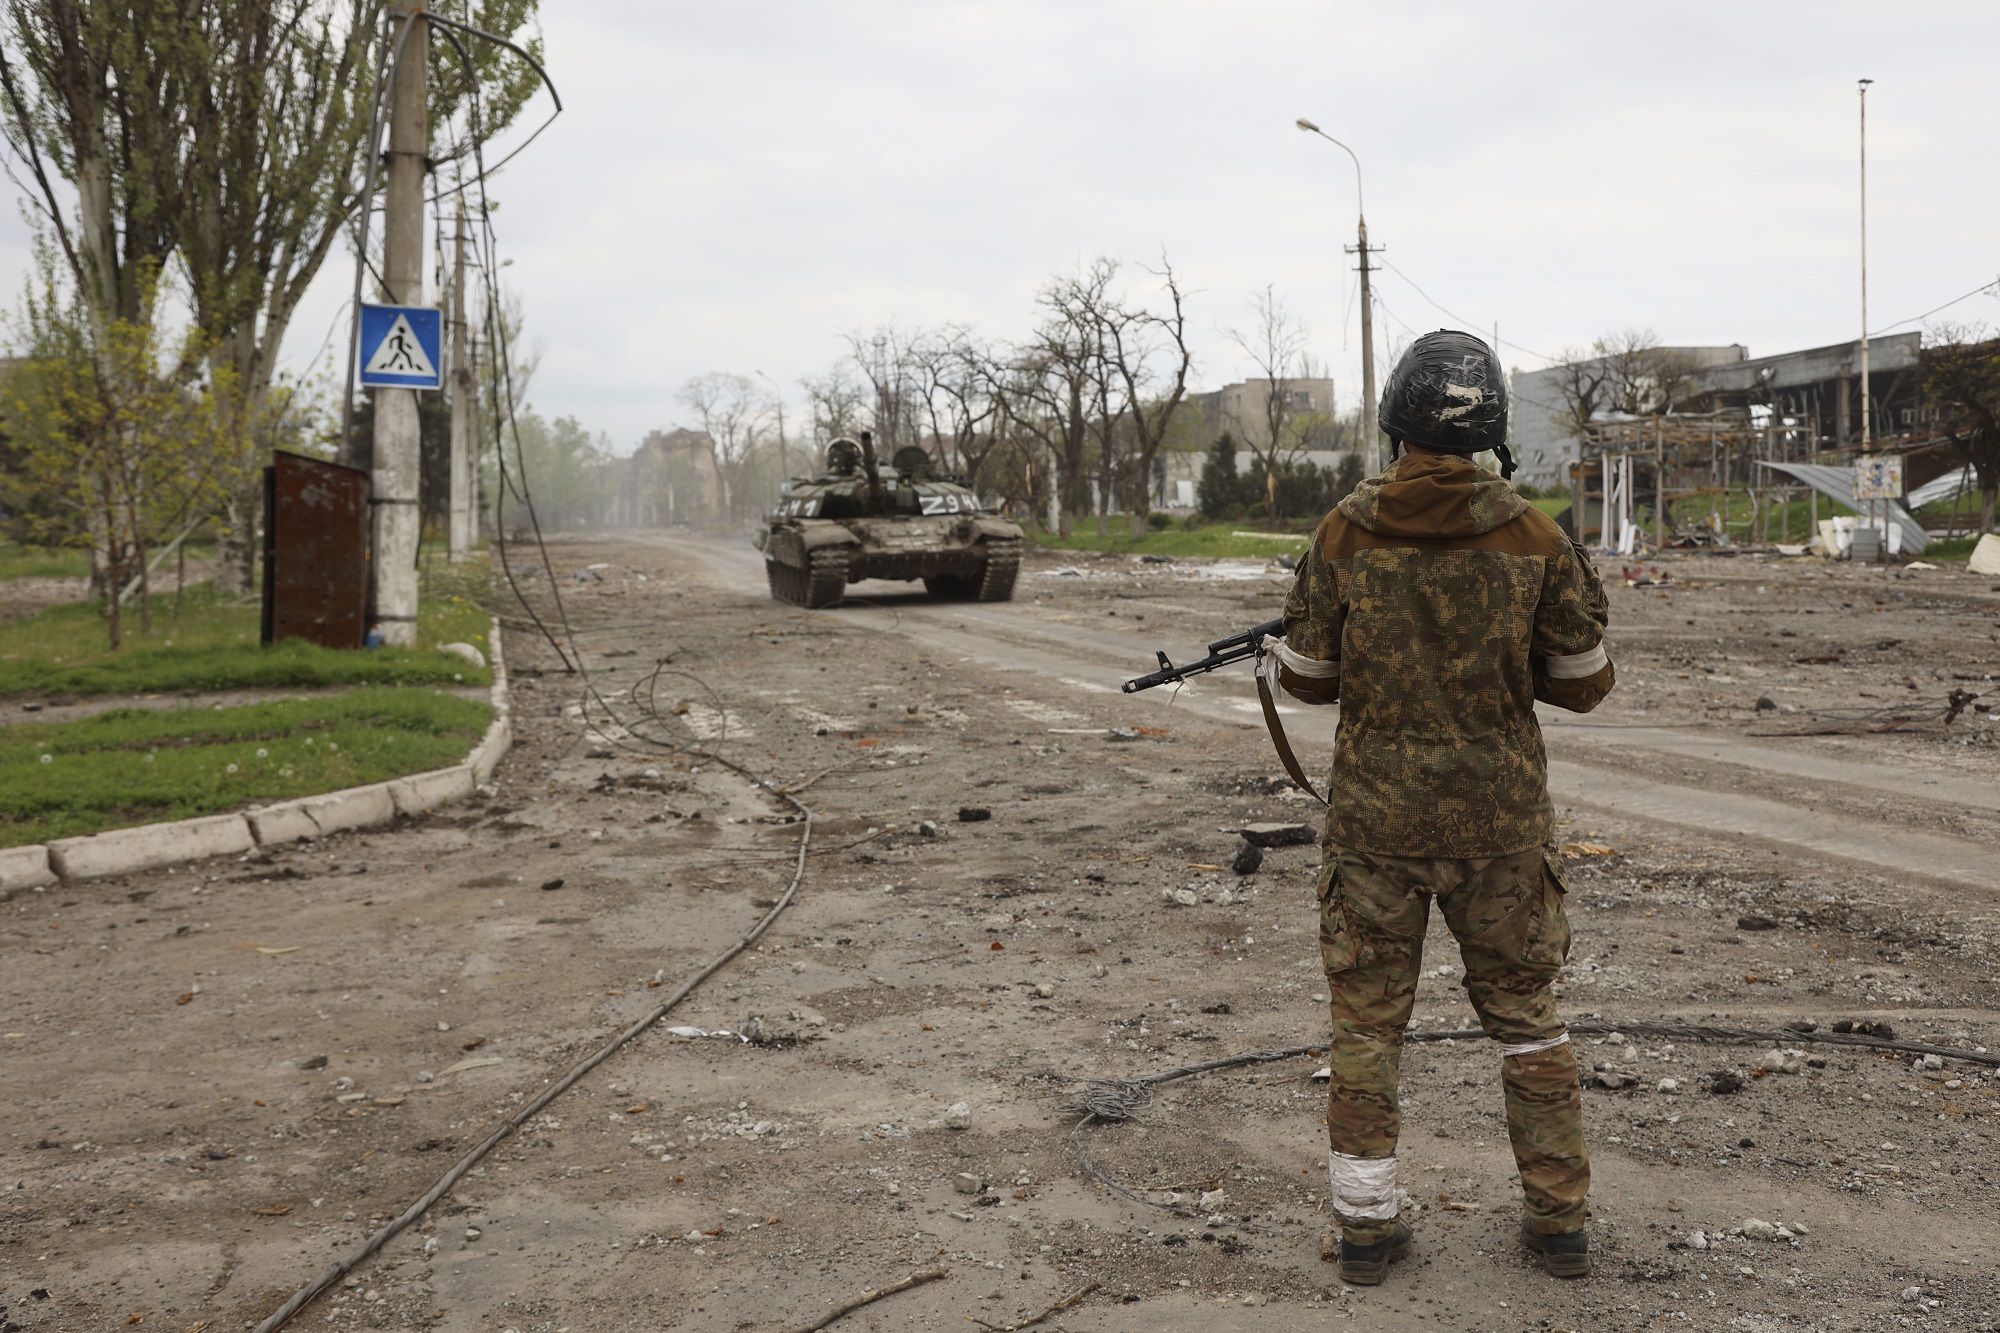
[
  {"xmin": 0, "ymin": 843, "xmax": 54, "ymax": 892},
  {"xmin": 298, "ymin": 781, "xmax": 397, "ymax": 835},
  {"xmin": 388, "ymin": 765, "xmax": 475, "ymax": 816},
  {"xmin": 247, "ymin": 801, "xmax": 320, "ymax": 847},
  {"xmin": 48, "ymin": 814, "xmax": 255, "ymax": 882}
]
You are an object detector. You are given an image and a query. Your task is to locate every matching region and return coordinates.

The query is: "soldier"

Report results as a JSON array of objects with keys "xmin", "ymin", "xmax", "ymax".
[{"xmin": 1269, "ymin": 330, "xmax": 1615, "ymax": 1284}]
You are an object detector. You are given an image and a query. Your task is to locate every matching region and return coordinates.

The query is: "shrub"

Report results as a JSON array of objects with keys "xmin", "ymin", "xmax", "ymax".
[
  {"xmin": 1244, "ymin": 502, "xmax": 1267, "ymax": 520},
  {"xmin": 1147, "ymin": 510, "xmax": 1173, "ymax": 531}
]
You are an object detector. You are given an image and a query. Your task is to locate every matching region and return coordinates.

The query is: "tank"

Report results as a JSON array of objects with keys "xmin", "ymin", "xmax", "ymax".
[{"xmin": 752, "ymin": 434, "xmax": 1024, "ymax": 608}]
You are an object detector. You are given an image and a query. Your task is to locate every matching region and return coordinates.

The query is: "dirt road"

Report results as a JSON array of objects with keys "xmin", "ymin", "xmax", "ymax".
[{"xmin": 3, "ymin": 534, "xmax": 1996, "ymax": 1332}]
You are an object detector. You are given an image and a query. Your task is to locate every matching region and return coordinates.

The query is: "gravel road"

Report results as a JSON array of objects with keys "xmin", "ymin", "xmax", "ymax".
[{"xmin": 2, "ymin": 534, "xmax": 1995, "ymax": 1332}]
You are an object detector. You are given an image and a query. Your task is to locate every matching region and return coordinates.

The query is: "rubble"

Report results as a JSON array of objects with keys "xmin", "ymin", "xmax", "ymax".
[{"xmin": 1237, "ymin": 822, "xmax": 1314, "ymax": 848}]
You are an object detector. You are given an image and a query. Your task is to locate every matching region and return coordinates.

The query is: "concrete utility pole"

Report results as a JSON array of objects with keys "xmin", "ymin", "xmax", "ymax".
[
  {"xmin": 755, "ymin": 369, "xmax": 790, "ymax": 481},
  {"xmin": 448, "ymin": 198, "xmax": 472, "ymax": 562},
  {"xmin": 1858, "ymin": 78, "xmax": 1874, "ymax": 452},
  {"xmin": 1297, "ymin": 119, "xmax": 1383, "ymax": 474},
  {"xmin": 371, "ymin": 0, "xmax": 428, "ymax": 644}
]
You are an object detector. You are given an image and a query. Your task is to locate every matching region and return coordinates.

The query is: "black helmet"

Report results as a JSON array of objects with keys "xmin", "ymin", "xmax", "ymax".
[{"xmin": 1379, "ymin": 330, "xmax": 1512, "ymax": 474}]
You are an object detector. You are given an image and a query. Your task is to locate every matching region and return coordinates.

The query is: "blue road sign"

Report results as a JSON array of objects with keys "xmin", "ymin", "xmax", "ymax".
[{"xmin": 358, "ymin": 303, "xmax": 444, "ymax": 390}]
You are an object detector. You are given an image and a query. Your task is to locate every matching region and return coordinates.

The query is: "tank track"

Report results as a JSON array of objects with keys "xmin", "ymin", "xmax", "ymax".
[
  {"xmin": 975, "ymin": 539, "xmax": 1021, "ymax": 602},
  {"xmin": 802, "ymin": 545, "xmax": 850, "ymax": 608}
]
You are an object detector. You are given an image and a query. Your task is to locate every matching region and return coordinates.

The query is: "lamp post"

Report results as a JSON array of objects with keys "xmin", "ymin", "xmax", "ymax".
[
  {"xmin": 1297, "ymin": 117, "xmax": 1382, "ymax": 474},
  {"xmin": 1857, "ymin": 79, "xmax": 1873, "ymax": 452}
]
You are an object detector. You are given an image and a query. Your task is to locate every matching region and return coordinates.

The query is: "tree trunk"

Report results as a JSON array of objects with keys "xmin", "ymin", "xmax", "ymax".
[
  {"xmin": 213, "ymin": 493, "xmax": 256, "ymax": 596},
  {"xmin": 1981, "ymin": 481, "xmax": 1997, "ymax": 536}
]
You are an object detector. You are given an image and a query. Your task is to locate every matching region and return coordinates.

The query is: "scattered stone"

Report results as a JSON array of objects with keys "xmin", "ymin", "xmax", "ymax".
[
  {"xmin": 1709, "ymin": 1070, "xmax": 1745, "ymax": 1095},
  {"xmin": 917, "ymin": 820, "xmax": 938, "ymax": 837},
  {"xmin": 944, "ymin": 1101, "xmax": 972, "ymax": 1130},
  {"xmin": 1198, "ymin": 1189, "xmax": 1228, "ymax": 1211},
  {"xmin": 438, "ymin": 641, "xmax": 487, "ymax": 668},
  {"xmin": 957, "ymin": 807, "xmax": 991, "ymax": 823},
  {"xmin": 1238, "ymin": 822, "xmax": 1313, "ymax": 849},
  {"xmin": 1759, "ymin": 1049, "xmax": 1804, "ymax": 1075},
  {"xmin": 1754, "ymin": 696, "xmax": 1777, "ymax": 712},
  {"xmin": 1737, "ymin": 914, "xmax": 1778, "ymax": 931},
  {"xmin": 1918, "ymin": 1053, "xmax": 1944, "ymax": 1071},
  {"xmin": 415, "ymin": 1070, "xmax": 434, "ymax": 1083},
  {"xmin": 540, "ymin": 878, "xmax": 565, "ymax": 892},
  {"xmin": 464, "ymin": 1226, "xmax": 482, "ymax": 1241},
  {"xmin": 742, "ymin": 1016, "xmax": 772, "ymax": 1046},
  {"xmin": 980, "ymin": 913, "xmax": 1013, "ymax": 932},
  {"xmin": 1163, "ymin": 888, "xmax": 1199, "ymax": 906},
  {"xmin": 1032, "ymin": 983, "xmax": 1055, "ymax": 1000},
  {"xmin": 1832, "ymin": 1018, "xmax": 1895, "ymax": 1038},
  {"xmin": 1899, "ymin": 1286, "xmax": 1923, "ymax": 1304},
  {"xmin": 1687, "ymin": 1230, "xmax": 1709, "ymax": 1251},
  {"xmin": 1592, "ymin": 1069, "xmax": 1637, "ymax": 1090},
  {"xmin": 1656, "ymin": 1077, "xmax": 1681, "ymax": 1094},
  {"xmin": 953, "ymin": 1173, "xmax": 983, "ymax": 1194},
  {"xmin": 300, "ymin": 1053, "xmax": 329, "ymax": 1071},
  {"xmin": 1741, "ymin": 1218, "xmax": 1778, "ymax": 1241},
  {"xmin": 1230, "ymin": 843, "xmax": 1263, "ymax": 876}
]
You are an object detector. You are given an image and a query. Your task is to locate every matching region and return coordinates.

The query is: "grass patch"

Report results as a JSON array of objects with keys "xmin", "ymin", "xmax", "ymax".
[
  {"xmin": 1029, "ymin": 520, "xmax": 1314, "ymax": 559},
  {"xmin": 0, "ymin": 542, "xmax": 91, "ymax": 581},
  {"xmin": 1920, "ymin": 535, "xmax": 1989, "ymax": 562},
  {"xmin": 0, "ymin": 561, "xmax": 493, "ymax": 698},
  {"xmin": 0, "ymin": 687, "xmax": 493, "ymax": 848}
]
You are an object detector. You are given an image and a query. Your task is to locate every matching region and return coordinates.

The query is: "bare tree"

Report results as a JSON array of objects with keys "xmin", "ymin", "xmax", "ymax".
[
  {"xmin": 1597, "ymin": 329, "xmax": 1699, "ymax": 417},
  {"xmin": 678, "ymin": 372, "xmax": 770, "ymax": 523},
  {"xmin": 912, "ymin": 326, "xmax": 1004, "ymax": 485},
  {"xmin": 801, "ymin": 365, "xmax": 867, "ymax": 451},
  {"xmin": 1079, "ymin": 258, "xmax": 1192, "ymax": 535},
  {"xmin": 1228, "ymin": 286, "xmax": 1320, "ymax": 519},
  {"xmin": 1923, "ymin": 323, "xmax": 2000, "ymax": 534}
]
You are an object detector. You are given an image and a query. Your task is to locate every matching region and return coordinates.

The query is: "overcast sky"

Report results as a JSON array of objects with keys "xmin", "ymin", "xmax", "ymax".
[{"xmin": 12, "ymin": 1, "xmax": 2000, "ymax": 455}]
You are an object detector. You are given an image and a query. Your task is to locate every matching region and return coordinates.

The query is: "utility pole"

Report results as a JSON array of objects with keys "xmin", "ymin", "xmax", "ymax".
[
  {"xmin": 370, "ymin": 0, "xmax": 428, "ymax": 645},
  {"xmin": 1858, "ymin": 78, "xmax": 1873, "ymax": 452},
  {"xmin": 448, "ymin": 198, "xmax": 472, "ymax": 562},
  {"xmin": 755, "ymin": 369, "xmax": 790, "ymax": 481},
  {"xmin": 1352, "ymin": 224, "xmax": 1384, "ymax": 478},
  {"xmin": 1298, "ymin": 119, "xmax": 1384, "ymax": 474}
]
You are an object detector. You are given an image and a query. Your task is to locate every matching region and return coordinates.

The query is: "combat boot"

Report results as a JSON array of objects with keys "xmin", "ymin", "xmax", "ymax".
[
  {"xmin": 1337, "ymin": 1218, "xmax": 1412, "ymax": 1285},
  {"xmin": 1519, "ymin": 1218, "xmax": 1590, "ymax": 1278}
]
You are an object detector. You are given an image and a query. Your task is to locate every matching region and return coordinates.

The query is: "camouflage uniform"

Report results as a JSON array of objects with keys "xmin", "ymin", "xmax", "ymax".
[{"xmin": 1277, "ymin": 452, "xmax": 1615, "ymax": 1246}]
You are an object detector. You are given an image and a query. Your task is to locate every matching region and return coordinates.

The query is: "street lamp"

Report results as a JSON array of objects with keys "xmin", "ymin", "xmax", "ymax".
[
  {"xmin": 1856, "ymin": 79, "xmax": 1873, "ymax": 452},
  {"xmin": 1297, "ymin": 117, "xmax": 1382, "ymax": 474}
]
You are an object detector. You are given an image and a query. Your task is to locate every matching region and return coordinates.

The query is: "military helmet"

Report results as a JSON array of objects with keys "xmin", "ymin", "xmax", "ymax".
[
  {"xmin": 825, "ymin": 437, "xmax": 863, "ymax": 475},
  {"xmin": 1379, "ymin": 330, "xmax": 1508, "ymax": 457}
]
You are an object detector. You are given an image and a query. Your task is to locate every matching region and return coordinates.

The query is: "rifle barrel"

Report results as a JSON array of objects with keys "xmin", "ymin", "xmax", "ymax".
[{"xmin": 1122, "ymin": 618, "xmax": 1286, "ymax": 693}]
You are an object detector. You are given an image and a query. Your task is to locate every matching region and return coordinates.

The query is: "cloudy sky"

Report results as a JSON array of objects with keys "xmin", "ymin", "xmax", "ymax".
[{"xmin": 12, "ymin": 1, "xmax": 2000, "ymax": 454}]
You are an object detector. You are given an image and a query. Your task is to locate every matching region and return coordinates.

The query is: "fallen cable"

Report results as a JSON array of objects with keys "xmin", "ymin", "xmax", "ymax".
[
  {"xmin": 253, "ymin": 784, "xmax": 815, "ymax": 1332},
  {"xmin": 968, "ymin": 1280, "xmax": 1101, "ymax": 1331},
  {"xmin": 1063, "ymin": 1023, "xmax": 1993, "ymax": 1131},
  {"xmin": 790, "ymin": 1267, "xmax": 947, "ymax": 1333}
]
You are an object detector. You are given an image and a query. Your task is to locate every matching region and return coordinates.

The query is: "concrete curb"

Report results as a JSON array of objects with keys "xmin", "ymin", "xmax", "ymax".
[{"xmin": 7, "ymin": 617, "xmax": 513, "ymax": 887}]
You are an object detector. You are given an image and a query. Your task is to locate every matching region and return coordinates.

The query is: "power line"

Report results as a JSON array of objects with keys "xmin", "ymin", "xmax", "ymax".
[
  {"xmin": 1868, "ymin": 277, "xmax": 2000, "ymax": 337},
  {"xmin": 1375, "ymin": 257, "xmax": 1554, "ymax": 364}
]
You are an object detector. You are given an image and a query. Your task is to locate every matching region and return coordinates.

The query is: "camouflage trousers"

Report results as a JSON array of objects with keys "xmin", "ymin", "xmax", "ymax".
[{"xmin": 1318, "ymin": 843, "xmax": 1588, "ymax": 1245}]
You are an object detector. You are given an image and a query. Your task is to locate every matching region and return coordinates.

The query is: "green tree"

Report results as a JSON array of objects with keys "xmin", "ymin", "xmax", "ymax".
[
  {"xmin": 6, "ymin": 261, "xmax": 248, "ymax": 647},
  {"xmin": 1196, "ymin": 433, "xmax": 1240, "ymax": 519}
]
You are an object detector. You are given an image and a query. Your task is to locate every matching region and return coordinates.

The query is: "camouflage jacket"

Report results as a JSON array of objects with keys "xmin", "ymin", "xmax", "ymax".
[{"xmin": 1278, "ymin": 453, "xmax": 1614, "ymax": 858}]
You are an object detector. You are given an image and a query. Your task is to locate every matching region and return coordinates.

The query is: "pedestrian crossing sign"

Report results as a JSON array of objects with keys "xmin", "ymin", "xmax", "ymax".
[{"xmin": 358, "ymin": 303, "xmax": 444, "ymax": 390}]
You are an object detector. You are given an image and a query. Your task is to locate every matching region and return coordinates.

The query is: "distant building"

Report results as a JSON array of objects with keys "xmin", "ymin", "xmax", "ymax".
[
  {"xmin": 1188, "ymin": 377, "xmax": 1336, "ymax": 448},
  {"xmin": 1510, "ymin": 346, "xmax": 1746, "ymax": 489},
  {"xmin": 1509, "ymin": 334, "xmax": 1928, "ymax": 491},
  {"xmin": 616, "ymin": 428, "xmax": 717, "ymax": 525}
]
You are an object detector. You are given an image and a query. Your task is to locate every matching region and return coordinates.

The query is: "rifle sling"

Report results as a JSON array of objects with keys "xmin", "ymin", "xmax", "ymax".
[{"xmin": 1254, "ymin": 666, "xmax": 1328, "ymax": 806}]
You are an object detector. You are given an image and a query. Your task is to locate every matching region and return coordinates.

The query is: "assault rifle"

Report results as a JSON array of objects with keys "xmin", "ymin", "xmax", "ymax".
[
  {"xmin": 1120, "ymin": 618, "xmax": 1284, "ymax": 694},
  {"xmin": 1121, "ymin": 617, "xmax": 1325, "ymax": 803}
]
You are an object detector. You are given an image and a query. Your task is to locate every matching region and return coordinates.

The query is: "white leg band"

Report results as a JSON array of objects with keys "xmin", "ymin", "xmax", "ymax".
[
  {"xmin": 1498, "ymin": 1032, "xmax": 1570, "ymax": 1058},
  {"xmin": 1326, "ymin": 1150, "xmax": 1399, "ymax": 1221},
  {"xmin": 1544, "ymin": 644, "xmax": 1608, "ymax": 679}
]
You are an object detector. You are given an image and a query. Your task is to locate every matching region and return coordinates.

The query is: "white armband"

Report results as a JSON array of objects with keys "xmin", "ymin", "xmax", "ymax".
[
  {"xmin": 1269, "ymin": 637, "xmax": 1340, "ymax": 680},
  {"xmin": 1543, "ymin": 644, "xmax": 1608, "ymax": 680}
]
